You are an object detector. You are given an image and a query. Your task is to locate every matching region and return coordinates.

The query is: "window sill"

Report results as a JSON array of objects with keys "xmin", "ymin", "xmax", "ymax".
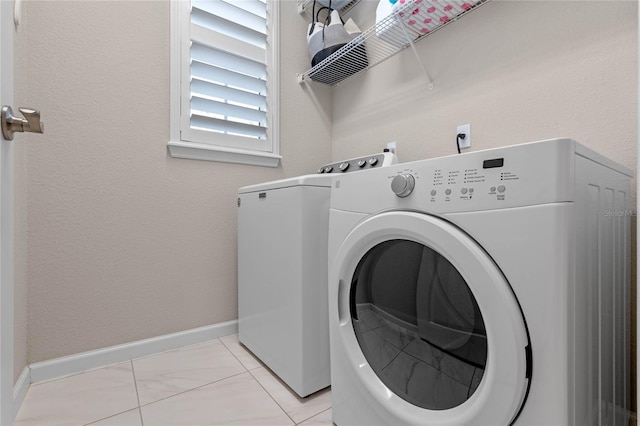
[{"xmin": 168, "ymin": 141, "xmax": 281, "ymax": 168}]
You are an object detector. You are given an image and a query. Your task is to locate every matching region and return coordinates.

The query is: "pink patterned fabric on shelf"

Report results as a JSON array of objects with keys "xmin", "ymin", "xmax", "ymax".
[{"xmin": 376, "ymin": 0, "xmax": 481, "ymax": 46}]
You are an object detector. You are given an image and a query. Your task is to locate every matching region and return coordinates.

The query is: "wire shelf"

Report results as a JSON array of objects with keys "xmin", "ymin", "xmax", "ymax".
[{"xmin": 298, "ymin": 0, "xmax": 490, "ymax": 86}]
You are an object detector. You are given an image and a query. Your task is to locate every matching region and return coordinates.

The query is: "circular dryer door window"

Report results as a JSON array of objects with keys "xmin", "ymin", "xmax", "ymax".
[
  {"xmin": 351, "ymin": 239, "xmax": 487, "ymax": 410},
  {"xmin": 333, "ymin": 211, "xmax": 531, "ymax": 425}
]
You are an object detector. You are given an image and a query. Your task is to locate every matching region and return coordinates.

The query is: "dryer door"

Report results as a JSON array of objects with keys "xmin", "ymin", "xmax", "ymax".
[{"xmin": 333, "ymin": 211, "xmax": 531, "ymax": 425}]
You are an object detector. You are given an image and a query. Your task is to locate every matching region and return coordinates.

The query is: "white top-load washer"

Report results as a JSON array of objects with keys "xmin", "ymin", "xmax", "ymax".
[
  {"xmin": 328, "ymin": 139, "xmax": 631, "ymax": 425},
  {"xmin": 237, "ymin": 152, "xmax": 398, "ymax": 397}
]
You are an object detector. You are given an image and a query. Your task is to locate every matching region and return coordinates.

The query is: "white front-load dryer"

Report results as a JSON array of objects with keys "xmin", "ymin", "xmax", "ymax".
[{"xmin": 328, "ymin": 139, "xmax": 631, "ymax": 425}]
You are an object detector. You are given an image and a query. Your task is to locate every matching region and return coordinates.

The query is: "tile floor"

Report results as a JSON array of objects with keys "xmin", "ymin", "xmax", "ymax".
[{"xmin": 14, "ymin": 335, "xmax": 332, "ymax": 426}]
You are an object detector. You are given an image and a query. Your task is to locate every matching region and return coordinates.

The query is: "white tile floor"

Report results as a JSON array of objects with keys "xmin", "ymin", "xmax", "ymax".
[{"xmin": 14, "ymin": 334, "xmax": 333, "ymax": 426}]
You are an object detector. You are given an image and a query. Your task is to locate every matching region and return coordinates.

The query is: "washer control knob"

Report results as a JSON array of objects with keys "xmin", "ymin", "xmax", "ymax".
[
  {"xmin": 339, "ymin": 162, "xmax": 350, "ymax": 172},
  {"xmin": 368, "ymin": 157, "xmax": 379, "ymax": 167},
  {"xmin": 357, "ymin": 159, "xmax": 367, "ymax": 168},
  {"xmin": 391, "ymin": 174, "xmax": 416, "ymax": 198},
  {"xmin": 317, "ymin": 168, "xmax": 325, "ymax": 174},
  {"xmin": 324, "ymin": 166, "xmax": 333, "ymax": 173}
]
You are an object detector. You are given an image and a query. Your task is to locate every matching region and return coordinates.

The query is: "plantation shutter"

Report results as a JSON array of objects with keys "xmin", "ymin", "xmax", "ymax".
[{"xmin": 185, "ymin": 0, "xmax": 270, "ymax": 151}]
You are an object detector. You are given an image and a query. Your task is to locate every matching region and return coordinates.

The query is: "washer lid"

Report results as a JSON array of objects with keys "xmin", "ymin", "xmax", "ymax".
[
  {"xmin": 238, "ymin": 173, "xmax": 333, "ymax": 194},
  {"xmin": 333, "ymin": 211, "xmax": 531, "ymax": 425}
]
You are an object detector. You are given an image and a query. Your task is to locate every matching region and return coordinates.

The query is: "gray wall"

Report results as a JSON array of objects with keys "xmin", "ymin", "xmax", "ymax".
[{"xmin": 13, "ymin": 0, "xmax": 331, "ymax": 373}]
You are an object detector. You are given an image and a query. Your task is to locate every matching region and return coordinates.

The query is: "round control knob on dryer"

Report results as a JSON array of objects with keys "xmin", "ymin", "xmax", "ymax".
[
  {"xmin": 391, "ymin": 174, "xmax": 416, "ymax": 198},
  {"xmin": 339, "ymin": 162, "xmax": 350, "ymax": 172}
]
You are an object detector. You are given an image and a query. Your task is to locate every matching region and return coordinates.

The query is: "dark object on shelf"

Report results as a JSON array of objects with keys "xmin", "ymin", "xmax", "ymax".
[{"xmin": 307, "ymin": 7, "xmax": 367, "ymax": 83}]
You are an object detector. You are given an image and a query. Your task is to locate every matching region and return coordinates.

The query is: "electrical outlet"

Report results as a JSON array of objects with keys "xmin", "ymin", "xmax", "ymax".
[
  {"xmin": 456, "ymin": 124, "xmax": 471, "ymax": 149},
  {"xmin": 386, "ymin": 141, "xmax": 397, "ymax": 155}
]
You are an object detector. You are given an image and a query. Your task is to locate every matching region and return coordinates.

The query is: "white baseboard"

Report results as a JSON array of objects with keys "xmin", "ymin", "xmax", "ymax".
[
  {"xmin": 29, "ymin": 320, "xmax": 238, "ymax": 384},
  {"xmin": 13, "ymin": 366, "xmax": 31, "ymax": 419}
]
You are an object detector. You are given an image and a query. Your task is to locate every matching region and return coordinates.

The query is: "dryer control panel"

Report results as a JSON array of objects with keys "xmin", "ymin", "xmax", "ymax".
[
  {"xmin": 330, "ymin": 139, "xmax": 594, "ymax": 214},
  {"xmin": 385, "ymin": 146, "xmax": 566, "ymax": 210},
  {"xmin": 417, "ymin": 157, "xmax": 518, "ymax": 204}
]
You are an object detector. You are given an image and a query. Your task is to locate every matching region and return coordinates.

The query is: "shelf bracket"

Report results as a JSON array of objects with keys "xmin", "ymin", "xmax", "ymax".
[
  {"xmin": 298, "ymin": 0, "xmax": 361, "ymax": 16},
  {"xmin": 399, "ymin": 21, "xmax": 434, "ymax": 90}
]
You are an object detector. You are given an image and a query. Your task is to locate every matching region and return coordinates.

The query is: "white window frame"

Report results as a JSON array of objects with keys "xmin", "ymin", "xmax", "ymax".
[{"xmin": 169, "ymin": 0, "xmax": 281, "ymax": 167}]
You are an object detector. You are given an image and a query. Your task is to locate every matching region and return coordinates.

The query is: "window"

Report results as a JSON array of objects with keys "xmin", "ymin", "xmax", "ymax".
[{"xmin": 169, "ymin": 0, "xmax": 280, "ymax": 167}]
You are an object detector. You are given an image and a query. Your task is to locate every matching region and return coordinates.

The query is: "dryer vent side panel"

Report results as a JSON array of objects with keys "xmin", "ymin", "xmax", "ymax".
[{"xmin": 574, "ymin": 155, "xmax": 631, "ymax": 426}]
